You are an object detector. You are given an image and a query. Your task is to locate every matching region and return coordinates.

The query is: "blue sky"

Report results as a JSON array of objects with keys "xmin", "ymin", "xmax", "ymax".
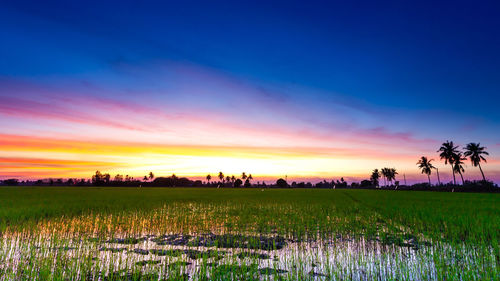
[{"xmin": 0, "ymin": 0, "xmax": 499, "ymax": 182}]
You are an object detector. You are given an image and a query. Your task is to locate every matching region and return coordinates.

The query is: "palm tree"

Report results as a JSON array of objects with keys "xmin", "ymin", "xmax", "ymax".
[
  {"xmin": 241, "ymin": 172, "xmax": 247, "ymax": 181},
  {"xmin": 417, "ymin": 156, "xmax": 435, "ymax": 186},
  {"xmin": 380, "ymin": 168, "xmax": 389, "ymax": 186},
  {"xmin": 464, "ymin": 142, "xmax": 489, "ymax": 181},
  {"xmin": 218, "ymin": 171, "xmax": 224, "ymax": 183},
  {"xmin": 148, "ymin": 172, "xmax": 154, "ymax": 181},
  {"xmin": 225, "ymin": 176, "xmax": 231, "ymax": 183},
  {"xmin": 438, "ymin": 141, "xmax": 459, "ymax": 185},
  {"xmin": 370, "ymin": 169, "xmax": 380, "ymax": 187},
  {"xmin": 248, "ymin": 174, "xmax": 253, "ymax": 182},
  {"xmin": 452, "ymin": 152, "xmax": 466, "ymax": 185},
  {"xmin": 387, "ymin": 168, "xmax": 398, "ymax": 185},
  {"xmin": 206, "ymin": 174, "xmax": 212, "ymax": 184},
  {"xmin": 434, "ymin": 167, "xmax": 441, "ymax": 185}
]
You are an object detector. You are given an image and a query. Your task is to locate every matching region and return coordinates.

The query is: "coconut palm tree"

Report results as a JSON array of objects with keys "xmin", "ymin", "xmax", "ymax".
[
  {"xmin": 417, "ymin": 156, "xmax": 435, "ymax": 186},
  {"xmin": 387, "ymin": 168, "xmax": 398, "ymax": 185},
  {"xmin": 380, "ymin": 168, "xmax": 390, "ymax": 186},
  {"xmin": 218, "ymin": 171, "xmax": 224, "ymax": 183},
  {"xmin": 434, "ymin": 167, "xmax": 441, "ymax": 185},
  {"xmin": 241, "ymin": 172, "xmax": 247, "ymax": 181},
  {"xmin": 206, "ymin": 174, "xmax": 212, "ymax": 184},
  {"xmin": 438, "ymin": 141, "xmax": 459, "ymax": 185},
  {"xmin": 248, "ymin": 174, "xmax": 253, "ymax": 182},
  {"xmin": 148, "ymin": 172, "xmax": 154, "ymax": 181},
  {"xmin": 464, "ymin": 142, "xmax": 489, "ymax": 181},
  {"xmin": 370, "ymin": 169, "xmax": 380, "ymax": 187},
  {"xmin": 225, "ymin": 176, "xmax": 231, "ymax": 183},
  {"xmin": 452, "ymin": 152, "xmax": 466, "ymax": 185}
]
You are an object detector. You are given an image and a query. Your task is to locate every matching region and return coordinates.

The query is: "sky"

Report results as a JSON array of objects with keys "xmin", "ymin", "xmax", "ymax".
[{"xmin": 1, "ymin": 0, "xmax": 499, "ymax": 184}]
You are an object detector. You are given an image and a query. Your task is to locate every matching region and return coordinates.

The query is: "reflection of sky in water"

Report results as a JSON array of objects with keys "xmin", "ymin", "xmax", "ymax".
[{"xmin": 1, "ymin": 233, "xmax": 496, "ymax": 280}]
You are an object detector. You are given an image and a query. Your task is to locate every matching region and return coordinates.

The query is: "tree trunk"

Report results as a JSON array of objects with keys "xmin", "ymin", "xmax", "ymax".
[
  {"xmin": 478, "ymin": 163, "xmax": 486, "ymax": 182},
  {"xmin": 427, "ymin": 174, "xmax": 431, "ymax": 186},
  {"xmin": 459, "ymin": 171, "xmax": 464, "ymax": 185},
  {"xmin": 451, "ymin": 166, "xmax": 456, "ymax": 185},
  {"xmin": 436, "ymin": 168, "xmax": 441, "ymax": 185}
]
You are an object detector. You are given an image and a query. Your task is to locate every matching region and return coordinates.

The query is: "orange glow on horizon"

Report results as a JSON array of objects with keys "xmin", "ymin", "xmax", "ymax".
[{"xmin": 2, "ymin": 133, "xmax": 496, "ymax": 183}]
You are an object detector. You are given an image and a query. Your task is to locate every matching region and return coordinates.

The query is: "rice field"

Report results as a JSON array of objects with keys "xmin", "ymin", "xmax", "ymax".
[{"xmin": 0, "ymin": 187, "xmax": 498, "ymax": 280}]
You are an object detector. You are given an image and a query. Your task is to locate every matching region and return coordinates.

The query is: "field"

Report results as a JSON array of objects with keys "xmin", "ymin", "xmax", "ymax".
[{"xmin": 0, "ymin": 187, "xmax": 498, "ymax": 280}]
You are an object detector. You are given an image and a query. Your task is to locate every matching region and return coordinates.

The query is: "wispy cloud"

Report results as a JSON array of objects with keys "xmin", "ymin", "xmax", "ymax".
[{"xmin": 0, "ymin": 61, "xmax": 498, "ymax": 183}]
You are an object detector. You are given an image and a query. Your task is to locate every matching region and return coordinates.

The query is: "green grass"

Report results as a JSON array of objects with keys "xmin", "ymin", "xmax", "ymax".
[
  {"xmin": 0, "ymin": 187, "xmax": 498, "ymax": 243},
  {"xmin": 0, "ymin": 187, "xmax": 498, "ymax": 280}
]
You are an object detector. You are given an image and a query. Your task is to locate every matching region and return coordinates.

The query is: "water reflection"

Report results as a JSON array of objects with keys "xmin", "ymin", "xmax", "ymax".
[{"xmin": 0, "ymin": 233, "xmax": 497, "ymax": 280}]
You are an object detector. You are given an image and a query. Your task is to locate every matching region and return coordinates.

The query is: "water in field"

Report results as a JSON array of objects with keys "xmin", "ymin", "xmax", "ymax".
[
  {"xmin": 0, "ymin": 189, "xmax": 498, "ymax": 280},
  {"xmin": 1, "ymin": 232, "xmax": 497, "ymax": 280}
]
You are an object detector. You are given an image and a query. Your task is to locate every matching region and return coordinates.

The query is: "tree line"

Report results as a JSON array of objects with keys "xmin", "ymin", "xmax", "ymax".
[{"xmin": 0, "ymin": 141, "xmax": 497, "ymax": 192}]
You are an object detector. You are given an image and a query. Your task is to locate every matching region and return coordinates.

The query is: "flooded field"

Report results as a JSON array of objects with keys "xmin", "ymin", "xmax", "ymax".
[{"xmin": 0, "ymin": 187, "xmax": 498, "ymax": 280}]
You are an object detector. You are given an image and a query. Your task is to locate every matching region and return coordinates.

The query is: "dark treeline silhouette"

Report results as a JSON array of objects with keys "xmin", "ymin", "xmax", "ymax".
[
  {"xmin": 1, "ymin": 141, "xmax": 498, "ymax": 192},
  {"xmin": 1, "ymin": 173, "xmax": 498, "ymax": 192},
  {"xmin": 2, "ymin": 172, "xmax": 497, "ymax": 192}
]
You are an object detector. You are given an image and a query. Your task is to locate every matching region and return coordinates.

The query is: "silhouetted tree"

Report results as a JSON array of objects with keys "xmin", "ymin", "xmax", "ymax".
[
  {"xmin": 370, "ymin": 169, "xmax": 380, "ymax": 187},
  {"xmin": 360, "ymin": 180, "xmax": 372, "ymax": 187},
  {"xmin": 3, "ymin": 179, "xmax": 19, "ymax": 186},
  {"xmin": 417, "ymin": 156, "xmax": 435, "ymax": 186},
  {"xmin": 92, "ymin": 170, "xmax": 103, "ymax": 185},
  {"xmin": 464, "ymin": 142, "xmax": 489, "ymax": 181},
  {"xmin": 206, "ymin": 174, "xmax": 212, "ymax": 184},
  {"xmin": 438, "ymin": 141, "xmax": 459, "ymax": 185},
  {"xmin": 218, "ymin": 171, "xmax": 224, "ymax": 182},
  {"xmin": 143, "ymin": 175, "xmax": 148, "ymax": 182},
  {"xmin": 241, "ymin": 172, "xmax": 247, "ymax": 180},
  {"xmin": 225, "ymin": 176, "xmax": 231, "ymax": 183},
  {"xmin": 387, "ymin": 168, "xmax": 398, "ymax": 185},
  {"xmin": 381, "ymin": 168, "xmax": 390, "ymax": 186},
  {"xmin": 234, "ymin": 178, "xmax": 243, "ymax": 187},
  {"xmin": 434, "ymin": 166, "xmax": 441, "ymax": 185},
  {"xmin": 452, "ymin": 152, "xmax": 466, "ymax": 185},
  {"xmin": 114, "ymin": 174, "xmax": 123, "ymax": 182},
  {"xmin": 149, "ymin": 172, "xmax": 154, "ymax": 181},
  {"xmin": 102, "ymin": 173, "xmax": 109, "ymax": 184},
  {"xmin": 276, "ymin": 178, "xmax": 288, "ymax": 188}
]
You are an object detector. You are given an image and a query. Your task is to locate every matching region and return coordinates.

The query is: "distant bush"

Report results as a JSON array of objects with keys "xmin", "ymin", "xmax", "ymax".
[
  {"xmin": 2, "ymin": 179, "xmax": 19, "ymax": 186},
  {"xmin": 234, "ymin": 179, "xmax": 243, "ymax": 187},
  {"xmin": 360, "ymin": 180, "xmax": 373, "ymax": 188},
  {"xmin": 276, "ymin": 178, "xmax": 288, "ymax": 188}
]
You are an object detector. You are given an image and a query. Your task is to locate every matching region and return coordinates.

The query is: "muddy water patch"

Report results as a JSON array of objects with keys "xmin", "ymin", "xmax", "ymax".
[{"xmin": 151, "ymin": 233, "xmax": 287, "ymax": 250}]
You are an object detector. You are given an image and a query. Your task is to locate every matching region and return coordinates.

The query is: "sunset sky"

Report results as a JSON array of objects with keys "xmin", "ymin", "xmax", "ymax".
[{"xmin": 1, "ymin": 1, "xmax": 499, "ymax": 184}]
